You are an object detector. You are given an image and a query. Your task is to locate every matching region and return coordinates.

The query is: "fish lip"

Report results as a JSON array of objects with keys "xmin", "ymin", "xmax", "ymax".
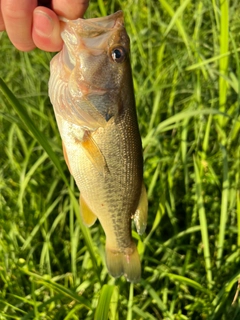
[
  {"xmin": 60, "ymin": 11, "xmax": 124, "ymax": 46},
  {"xmin": 60, "ymin": 11, "xmax": 124, "ymax": 31},
  {"xmin": 76, "ymin": 10, "xmax": 123, "ymax": 29}
]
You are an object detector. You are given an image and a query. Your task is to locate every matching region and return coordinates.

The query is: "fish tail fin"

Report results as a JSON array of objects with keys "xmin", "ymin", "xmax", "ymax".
[{"xmin": 105, "ymin": 242, "xmax": 141, "ymax": 282}]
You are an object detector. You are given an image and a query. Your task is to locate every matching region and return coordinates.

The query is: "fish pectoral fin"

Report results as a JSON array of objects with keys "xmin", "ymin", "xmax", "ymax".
[
  {"xmin": 133, "ymin": 183, "xmax": 148, "ymax": 235},
  {"xmin": 79, "ymin": 194, "xmax": 98, "ymax": 227},
  {"xmin": 80, "ymin": 131, "xmax": 109, "ymax": 175},
  {"xmin": 105, "ymin": 242, "xmax": 141, "ymax": 282}
]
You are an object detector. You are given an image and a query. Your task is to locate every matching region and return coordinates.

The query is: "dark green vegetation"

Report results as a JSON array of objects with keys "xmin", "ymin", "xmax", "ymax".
[{"xmin": 0, "ymin": 0, "xmax": 240, "ymax": 319}]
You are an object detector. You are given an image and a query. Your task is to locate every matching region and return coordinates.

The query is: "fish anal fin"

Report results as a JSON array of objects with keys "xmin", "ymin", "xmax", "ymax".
[
  {"xmin": 80, "ymin": 131, "xmax": 109, "ymax": 175},
  {"xmin": 133, "ymin": 183, "xmax": 148, "ymax": 235},
  {"xmin": 79, "ymin": 194, "xmax": 97, "ymax": 227},
  {"xmin": 105, "ymin": 243, "xmax": 141, "ymax": 282},
  {"xmin": 62, "ymin": 141, "xmax": 72, "ymax": 175}
]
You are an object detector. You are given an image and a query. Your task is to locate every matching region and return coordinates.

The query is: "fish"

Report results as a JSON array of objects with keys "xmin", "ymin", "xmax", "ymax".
[{"xmin": 48, "ymin": 11, "xmax": 148, "ymax": 282}]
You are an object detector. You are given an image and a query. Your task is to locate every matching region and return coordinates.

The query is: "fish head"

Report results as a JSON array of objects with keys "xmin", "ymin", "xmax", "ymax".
[{"xmin": 61, "ymin": 11, "xmax": 131, "ymax": 93}]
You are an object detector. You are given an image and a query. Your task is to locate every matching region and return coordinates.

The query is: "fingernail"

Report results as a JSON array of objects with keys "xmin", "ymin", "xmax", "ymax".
[{"xmin": 34, "ymin": 11, "xmax": 54, "ymax": 37}]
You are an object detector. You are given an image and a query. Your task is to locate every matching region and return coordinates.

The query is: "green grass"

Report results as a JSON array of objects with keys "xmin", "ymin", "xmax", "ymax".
[{"xmin": 0, "ymin": 0, "xmax": 240, "ymax": 318}]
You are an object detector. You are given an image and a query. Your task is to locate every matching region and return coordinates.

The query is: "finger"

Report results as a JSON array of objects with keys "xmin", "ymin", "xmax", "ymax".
[
  {"xmin": 32, "ymin": 7, "xmax": 62, "ymax": 52},
  {"xmin": 0, "ymin": 0, "xmax": 5, "ymax": 30},
  {"xmin": 2, "ymin": 0, "xmax": 37, "ymax": 51},
  {"xmin": 52, "ymin": 0, "xmax": 89, "ymax": 20}
]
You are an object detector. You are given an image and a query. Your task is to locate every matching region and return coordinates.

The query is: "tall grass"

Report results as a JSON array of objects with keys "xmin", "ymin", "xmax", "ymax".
[{"xmin": 0, "ymin": 0, "xmax": 240, "ymax": 319}]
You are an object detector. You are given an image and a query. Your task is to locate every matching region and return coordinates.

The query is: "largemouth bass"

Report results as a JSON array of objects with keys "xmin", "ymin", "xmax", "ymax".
[{"xmin": 48, "ymin": 11, "xmax": 148, "ymax": 282}]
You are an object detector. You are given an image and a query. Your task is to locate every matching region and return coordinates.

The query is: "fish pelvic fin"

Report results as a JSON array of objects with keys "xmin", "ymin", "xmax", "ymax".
[
  {"xmin": 133, "ymin": 183, "xmax": 148, "ymax": 235},
  {"xmin": 80, "ymin": 131, "xmax": 109, "ymax": 176},
  {"xmin": 62, "ymin": 141, "xmax": 72, "ymax": 175},
  {"xmin": 105, "ymin": 242, "xmax": 141, "ymax": 282},
  {"xmin": 80, "ymin": 194, "xmax": 98, "ymax": 227}
]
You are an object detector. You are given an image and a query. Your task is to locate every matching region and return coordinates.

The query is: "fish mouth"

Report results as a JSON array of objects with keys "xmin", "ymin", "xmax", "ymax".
[
  {"xmin": 61, "ymin": 11, "xmax": 124, "ymax": 33},
  {"xmin": 80, "ymin": 10, "xmax": 124, "ymax": 30},
  {"xmin": 59, "ymin": 10, "xmax": 128, "ymax": 96},
  {"xmin": 61, "ymin": 11, "xmax": 124, "ymax": 46},
  {"xmin": 60, "ymin": 11, "xmax": 126, "ymax": 67}
]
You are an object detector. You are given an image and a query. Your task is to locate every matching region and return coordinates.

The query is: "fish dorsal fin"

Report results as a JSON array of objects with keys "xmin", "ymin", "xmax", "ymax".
[
  {"xmin": 80, "ymin": 131, "xmax": 109, "ymax": 176},
  {"xmin": 79, "ymin": 194, "xmax": 97, "ymax": 227},
  {"xmin": 133, "ymin": 183, "xmax": 148, "ymax": 235}
]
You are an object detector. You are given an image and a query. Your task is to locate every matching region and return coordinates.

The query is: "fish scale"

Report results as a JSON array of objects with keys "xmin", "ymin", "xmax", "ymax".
[{"xmin": 49, "ymin": 11, "xmax": 148, "ymax": 282}]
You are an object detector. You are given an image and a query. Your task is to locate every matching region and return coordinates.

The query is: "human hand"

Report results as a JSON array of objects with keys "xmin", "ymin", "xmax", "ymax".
[{"xmin": 0, "ymin": 0, "xmax": 89, "ymax": 52}]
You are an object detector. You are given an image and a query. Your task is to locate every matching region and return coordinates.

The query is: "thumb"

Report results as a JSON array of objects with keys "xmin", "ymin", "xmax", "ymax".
[{"xmin": 32, "ymin": 7, "xmax": 62, "ymax": 52}]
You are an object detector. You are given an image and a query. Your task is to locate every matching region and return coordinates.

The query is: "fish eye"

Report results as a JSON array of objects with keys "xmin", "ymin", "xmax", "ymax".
[{"xmin": 111, "ymin": 47, "xmax": 126, "ymax": 63}]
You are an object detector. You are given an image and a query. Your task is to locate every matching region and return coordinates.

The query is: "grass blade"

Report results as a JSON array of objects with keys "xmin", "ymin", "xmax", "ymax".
[
  {"xmin": 143, "ymin": 108, "xmax": 227, "ymax": 148},
  {"xmin": 0, "ymin": 77, "xmax": 67, "ymax": 184},
  {"xmin": 166, "ymin": 273, "xmax": 212, "ymax": 295},
  {"xmin": 159, "ymin": 0, "xmax": 192, "ymax": 57},
  {"xmin": 94, "ymin": 285, "xmax": 115, "ymax": 320},
  {"xmin": 194, "ymin": 157, "xmax": 212, "ymax": 287},
  {"xmin": 127, "ymin": 283, "xmax": 134, "ymax": 320},
  {"xmin": 219, "ymin": 0, "xmax": 229, "ymax": 120},
  {"xmin": 216, "ymin": 146, "xmax": 229, "ymax": 268}
]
